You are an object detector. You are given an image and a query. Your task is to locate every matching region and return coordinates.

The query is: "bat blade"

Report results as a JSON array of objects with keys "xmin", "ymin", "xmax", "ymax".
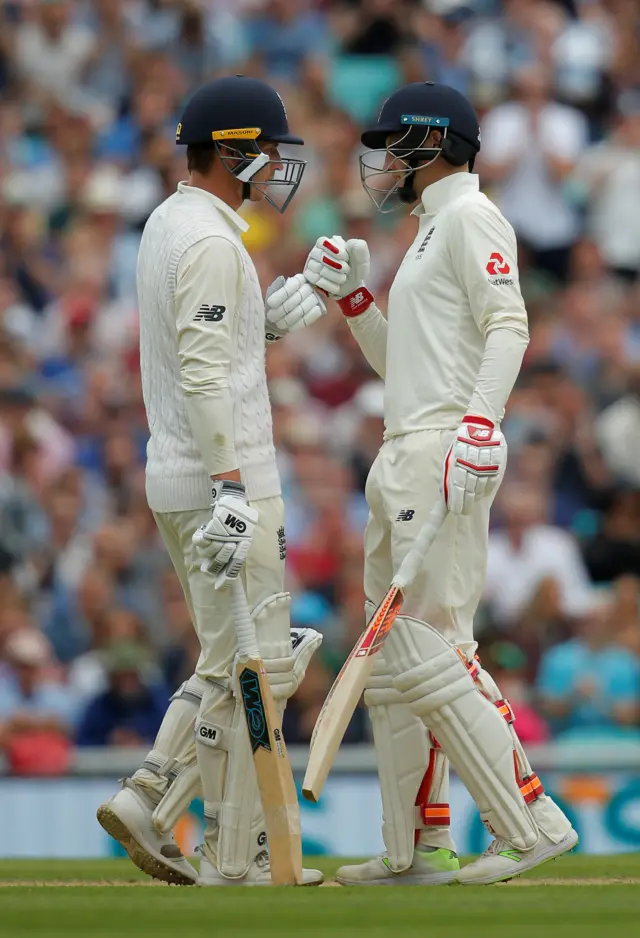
[
  {"xmin": 302, "ymin": 585, "xmax": 403, "ymax": 802},
  {"xmin": 236, "ymin": 656, "xmax": 303, "ymax": 885}
]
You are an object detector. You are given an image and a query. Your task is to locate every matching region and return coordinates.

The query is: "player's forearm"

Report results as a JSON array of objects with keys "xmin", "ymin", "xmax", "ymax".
[
  {"xmin": 182, "ymin": 382, "xmax": 239, "ymax": 477},
  {"xmin": 467, "ymin": 325, "xmax": 529, "ymax": 424},
  {"xmin": 346, "ymin": 302, "xmax": 388, "ymax": 378}
]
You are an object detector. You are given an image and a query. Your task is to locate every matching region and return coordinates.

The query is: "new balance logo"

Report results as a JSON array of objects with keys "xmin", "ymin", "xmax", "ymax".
[
  {"xmin": 416, "ymin": 226, "xmax": 435, "ymax": 259},
  {"xmin": 225, "ymin": 513, "xmax": 246, "ymax": 533},
  {"xmin": 396, "ymin": 509, "xmax": 415, "ymax": 521},
  {"xmin": 194, "ymin": 304, "xmax": 225, "ymax": 322},
  {"xmin": 351, "ymin": 291, "xmax": 365, "ymax": 308},
  {"xmin": 277, "ymin": 525, "xmax": 287, "ymax": 560}
]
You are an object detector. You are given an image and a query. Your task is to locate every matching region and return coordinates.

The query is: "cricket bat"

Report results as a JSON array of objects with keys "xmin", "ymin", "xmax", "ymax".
[
  {"xmin": 231, "ymin": 578, "xmax": 303, "ymax": 885},
  {"xmin": 302, "ymin": 501, "xmax": 448, "ymax": 803}
]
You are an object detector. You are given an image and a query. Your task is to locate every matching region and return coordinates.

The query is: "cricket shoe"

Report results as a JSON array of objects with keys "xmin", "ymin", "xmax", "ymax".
[
  {"xmin": 197, "ymin": 850, "xmax": 324, "ymax": 886},
  {"xmin": 457, "ymin": 828, "xmax": 579, "ymax": 885},
  {"xmin": 336, "ymin": 847, "xmax": 460, "ymax": 886},
  {"xmin": 97, "ymin": 779, "xmax": 197, "ymax": 886}
]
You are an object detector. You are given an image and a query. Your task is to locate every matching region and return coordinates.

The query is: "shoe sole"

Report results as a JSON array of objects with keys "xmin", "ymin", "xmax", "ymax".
[
  {"xmin": 96, "ymin": 805, "xmax": 196, "ymax": 886},
  {"xmin": 198, "ymin": 876, "xmax": 324, "ymax": 887},
  {"xmin": 335, "ymin": 871, "xmax": 458, "ymax": 887},
  {"xmin": 458, "ymin": 830, "xmax": 579, "ymax": 886}
]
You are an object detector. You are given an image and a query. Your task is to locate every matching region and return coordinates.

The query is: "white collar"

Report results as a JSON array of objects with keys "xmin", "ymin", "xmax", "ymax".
[
  {"xmin": 176, "ymin": 182, "xmax": 249, "ymax": 233},
  {"xmin": 411, "ymin": 173, "xmax": 480, "ymax": 219}
]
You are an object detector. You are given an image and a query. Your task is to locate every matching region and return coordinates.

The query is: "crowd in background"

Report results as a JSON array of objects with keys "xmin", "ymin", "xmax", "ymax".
[{"xmin": 0, "ymin": 0, "xmax": 639, "ymax": 773}]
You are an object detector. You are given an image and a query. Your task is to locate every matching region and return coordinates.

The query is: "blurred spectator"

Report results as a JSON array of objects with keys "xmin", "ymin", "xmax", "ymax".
[
  {"xmin": 480, "ymin": 64, "xmax": 588, "ymax": 283},
  {"xmin": 595, "ymin": 366, "xmax": 640, "ymax": 487},
  {"xmin": 485, "ymin": 485, "xmax": 593, "ymax": 630},
  {"xmin": 14, "ymin": 1, "xmax": 96, "ymax": 101},
  {"xmin": 582, "ymin": 488, "xmax": 640, "ymax": 583},
  {"xmin": 76, "ymin": 641, "xmax": 169, "ymax": 747},
  {"xmin": 243, "ymin": 0, "xmax": 329, "ymax": 82},
  {"xmin": 573, "ymin": 100, "xmax": 640, "ymax": 282},
  {"xmin": 0, "ymin": 627, "xmax": 78, "ymax": 773},
  {"xmin": 537, "ymin": 594, "xmax": 640, "ymax": 739}
]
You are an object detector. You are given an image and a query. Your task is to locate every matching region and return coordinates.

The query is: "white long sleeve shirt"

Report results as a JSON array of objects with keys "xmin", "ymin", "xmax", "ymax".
[
  {"xmin": 137, "ymin": 183, "xmax": 280, "ymax": 512},
  {"xmin": 348, "ymin": 173, "xmax": 529, "ymax": 435}
]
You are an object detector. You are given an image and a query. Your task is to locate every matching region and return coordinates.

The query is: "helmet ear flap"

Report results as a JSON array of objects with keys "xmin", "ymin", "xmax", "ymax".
[{"xmin": 440, "ymin": 132, "xmax": 477, "ymax": 169}]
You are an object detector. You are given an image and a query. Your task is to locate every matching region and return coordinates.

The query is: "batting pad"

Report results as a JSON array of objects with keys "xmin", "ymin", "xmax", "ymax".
[
  {"xmin": 366, "ymin": 647, "xmax": 452, "ymax": 870},
  {"xmin": 217, "ymin": 592, "xmax": 320, "ymax": 877},
  {"xmin": 133, "ymin": 674, "xmax": 206, "ymax": 826},
  {"xmin": 387, "ymin": 617, "xmax": 539, "ymax": 851},
  {"xmin": 474, "ymin": 663, "xmax": 571, "ymax": 845}
]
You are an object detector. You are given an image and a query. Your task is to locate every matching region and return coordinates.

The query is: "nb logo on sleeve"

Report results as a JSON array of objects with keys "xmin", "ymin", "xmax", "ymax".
[
  {"xmin": 194, "ymin": 304, "xmax": 225, "ymax": 322},
  {"xmin": 396, "ymin": 509, "xmax": 415, "ymax": 522}
]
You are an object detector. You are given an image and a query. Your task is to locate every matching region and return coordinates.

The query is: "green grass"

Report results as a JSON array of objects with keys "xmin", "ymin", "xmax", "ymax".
[{"xmin": 0, "ymin": 856, "xmax": 638, "ymax": 938}]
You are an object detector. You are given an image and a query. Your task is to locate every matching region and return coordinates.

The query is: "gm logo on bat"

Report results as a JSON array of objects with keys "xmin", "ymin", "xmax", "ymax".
[{"xmin": 239, "ymin": 668, "xmax": 271, "ymax": 753}]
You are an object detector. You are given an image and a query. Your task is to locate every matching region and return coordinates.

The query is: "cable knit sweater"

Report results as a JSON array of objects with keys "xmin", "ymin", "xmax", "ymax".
[{"xmin": 137, "ymin": 183, "xmax": 280, "ymax": 511}]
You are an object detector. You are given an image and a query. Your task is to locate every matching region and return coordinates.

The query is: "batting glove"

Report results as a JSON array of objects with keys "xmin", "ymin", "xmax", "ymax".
[
  {"xmin": 264, "ymin": 273, "xmax": 326, "ymax": 343},
  {"xmin": 192, "ymin": 481, "xmax": 258, "ymax": 589},
  {"xmin": 264, "ymin": 627, "xmax": 324, "ymax": 700},
  {"xmin": 443, "ymin": 416, "xmax": 506, "ymax": 516},
  {"xmin": 304, "ymin": 236, "xmax": 374, "ymax": 317}
]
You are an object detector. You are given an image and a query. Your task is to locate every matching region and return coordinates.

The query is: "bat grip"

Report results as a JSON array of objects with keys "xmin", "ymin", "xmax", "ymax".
[
  {"xmin": 392, "ymin": 501, "xmax": 448, "ymax": 592},
  {"xmin": 231, "ymin": 579, "xmax": 259, "ymax": 658}
]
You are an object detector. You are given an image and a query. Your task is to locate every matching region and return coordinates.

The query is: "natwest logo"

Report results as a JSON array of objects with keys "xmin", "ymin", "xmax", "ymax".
[{"xmin": 486, "ymin": 252, "xmax": 510, "ymax": 276}]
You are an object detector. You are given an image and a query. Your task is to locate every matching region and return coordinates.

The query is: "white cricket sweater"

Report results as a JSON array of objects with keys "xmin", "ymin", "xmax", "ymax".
[
  {"xmin": 137, "ymin": 183, "xmax": 280, "ymax": 512},
  {"xmin": 347, "ymin": 173, "xmax": 530, "ymax": 433}
]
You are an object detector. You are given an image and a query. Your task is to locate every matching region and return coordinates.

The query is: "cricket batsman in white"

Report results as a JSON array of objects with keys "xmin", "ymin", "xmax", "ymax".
[
  {"xmin": 303, "ymin": 81, "xmax": 578, "ymax": 885},
  {"xmin": 97, "ymin": 75, "xmax": 332, "ymax": 886}
]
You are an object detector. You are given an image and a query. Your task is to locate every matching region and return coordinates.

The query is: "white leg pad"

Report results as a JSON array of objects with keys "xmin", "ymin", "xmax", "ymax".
[
  {"xmin": 214, "ymin": 693, "xmax": 269, "ymax": 879},
  {"xmin": 194, "ymin": 680, "xmax": 237, "ymax": 870},
  {"xmin": 216, "ymin": 592, "xmax": 320, "ymax": 878},
  {"xmin": 252, "ymin": 592, "xmax": 322, "ymax": 700},
  {"xmin": 133, "ymin": 674, "xmax": 206, "ymax": 815},
  {"xmin": 363, "ymin": 597, "xmax": 454, "ymax": 870},
  {"xmin": 475, "ymin": 663, "xmax": 572, "ymax": 845},
  {"xmin": 386, "ymin": 617, "xmax": 539, "ymax": 851},
  {"xmin": 365, "ymin": 650, "xmax": 454, "ymax": 870}
]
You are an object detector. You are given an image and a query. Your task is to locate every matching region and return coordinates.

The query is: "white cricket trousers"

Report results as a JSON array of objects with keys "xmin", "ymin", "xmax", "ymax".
[
  {"xmin": 364, "ymin": 429, "xmax": 501, "ymax": 658},
  {"xmin": 153, "ymin": 495, "xmax": 286, "ymax": 681}
]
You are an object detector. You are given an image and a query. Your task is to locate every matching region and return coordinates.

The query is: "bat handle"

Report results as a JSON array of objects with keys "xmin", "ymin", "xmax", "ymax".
[
  {"xmin": 392, "ymin": 501, "xmax": 448, "ymax": 592},
  {"xmin": 231, "ymin": 579, "xmax": 260, "ymax": 658}
]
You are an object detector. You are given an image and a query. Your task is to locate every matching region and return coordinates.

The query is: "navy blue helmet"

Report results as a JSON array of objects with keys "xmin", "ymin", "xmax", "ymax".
[
  {"xmin": 176, "ymin": 76, "xmax": 305, "ymax": 212},
  {"xmin": 359, "ymin": 82, "xmax": 481, "ymax": 212}
]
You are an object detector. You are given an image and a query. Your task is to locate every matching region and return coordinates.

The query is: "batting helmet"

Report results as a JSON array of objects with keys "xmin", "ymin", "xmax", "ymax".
[
  {"xmin": 359, "ymin": 82, "xmax": 481, "ymax": 212},
  {"xmin": 176, "ymin": 76, "xmax": 305, "ymax": 212}
]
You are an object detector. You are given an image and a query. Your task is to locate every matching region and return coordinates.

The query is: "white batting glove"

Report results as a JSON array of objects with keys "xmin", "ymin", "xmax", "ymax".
[
  {"xmin": 264, "ymin": 274, "xmax": 326, "ymax": 343},
  {"xmin": 443, "ymin": 416, "xmax": 506, "ymax": 516},
  {"xmin": 304, "ymin": 236, "xmax": 375, "ymax": 318},
  {"xmin": 264, "ymin": 627, "xmax": 323, "ymax": 700},
  {"xmin": 192, "ymin": 481, "xmax": 258, "ymax": 589}
]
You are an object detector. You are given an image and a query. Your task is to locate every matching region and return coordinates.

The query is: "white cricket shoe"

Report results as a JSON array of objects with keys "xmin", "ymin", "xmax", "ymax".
[
  {"xmin": 97, "ymin": 779, "xmax": 197, "ymax": 886},
  {"xmin": 457, "ymin": 828, "xmax": 579, "ymax": 885},
  {"xmin": 197, "ymin": 850, "xmax": 324, "ymax": 886},
  {"xmin": 336, "ymin": 847, "xmax": 460, "ymax": 886}
]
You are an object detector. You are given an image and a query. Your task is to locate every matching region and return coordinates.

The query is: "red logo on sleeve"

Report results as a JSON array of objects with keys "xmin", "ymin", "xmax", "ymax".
[{"xmin": 486, "ymin": 252, "xmax": 510, "ymax": 275}]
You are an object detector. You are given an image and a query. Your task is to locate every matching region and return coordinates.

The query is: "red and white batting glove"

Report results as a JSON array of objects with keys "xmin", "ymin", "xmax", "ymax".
[
  {"xmin": 304, "ymin": 235, "xmax": 375, "ymax": 318},
  {"xmin": 443, "ymin": 416, "xmax": 506, "ymax": 516}
]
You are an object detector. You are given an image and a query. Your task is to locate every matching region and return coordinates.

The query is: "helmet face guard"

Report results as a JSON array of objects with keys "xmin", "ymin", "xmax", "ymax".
[
  {"xmin": 212, "ymin": 128, "xmax": 306, "ymax": 214},
  {"xmin": 359, "ymin": 115, "xmax": 449, "ymax": 214}
]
